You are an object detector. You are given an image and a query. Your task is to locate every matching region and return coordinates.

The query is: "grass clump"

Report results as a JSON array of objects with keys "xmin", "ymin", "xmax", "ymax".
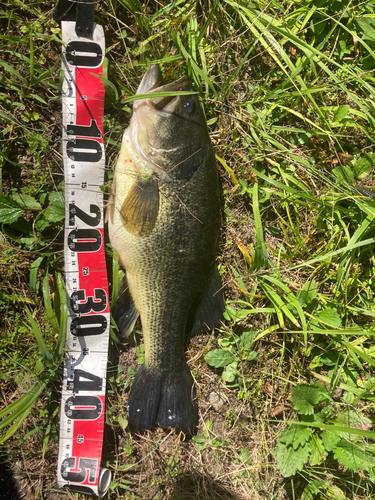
[{"xmin": 1, "ymin": 0, "xmax": 375, "ymax": 499}]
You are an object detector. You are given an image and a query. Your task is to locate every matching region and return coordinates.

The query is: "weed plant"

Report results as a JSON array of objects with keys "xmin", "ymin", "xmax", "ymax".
[{"xmin": 1, "ymin": 0, "xmax": 375, "ymax": 499}]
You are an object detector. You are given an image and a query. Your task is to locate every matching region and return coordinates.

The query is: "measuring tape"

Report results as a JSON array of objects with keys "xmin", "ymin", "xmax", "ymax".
[{"xmin": 56, "ymin": 19, "xmax": 111, "ymax": 497}]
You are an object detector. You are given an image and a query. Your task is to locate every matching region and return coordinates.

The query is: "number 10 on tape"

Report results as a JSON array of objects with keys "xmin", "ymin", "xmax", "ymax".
[{"xmin": 57, "ymin": 21, "xmax": 111, "ymax": 497}]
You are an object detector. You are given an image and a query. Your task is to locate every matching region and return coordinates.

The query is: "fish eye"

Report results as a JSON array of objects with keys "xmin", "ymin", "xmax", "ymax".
[{"xmin": 183, "ymin": 98, "xmax": 196, "ymax": 114}]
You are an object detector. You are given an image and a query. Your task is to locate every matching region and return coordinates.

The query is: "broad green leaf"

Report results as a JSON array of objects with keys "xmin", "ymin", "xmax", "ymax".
[
  {"xmin": 11, "ymin": 193, "xmax": 41, "ymax": 211},
  {"xmin": 301, "ymin": 479, "xmax": 329, "ymax": 500},
  {"xmin": 203, "ymin": 418, "xmax": 212, "ymax": 438},
  {"xmin": 0, "ymin": 194, "xmax": 24, "ymax": 224},
  {"xmin": 332, "ymin": 165, "xmax": 354, "ymax": 183},
  {"xmin": 239, "ymin": 448, "xmax": 252, "ymax": 465},
  {"xmin": 274, "ymin": 440, "xmax": 311, "ymax": 477},
  {"xmin": 117, "ymin": 415, "xmax": 128, "ymax": 430},
  {"xmin": 333, "ymin": 105, "xmax": 350, "ymax": 123},
  {"xmin": 326, "ymin": 486, "xmax": 345, "ymax": 500},
  {"xmin": 333, "ymin": 440, "xmax": 375, "ymax": 473},
  {"xmin": 352, "ymin": 153, "xmax": 374, "ymax": 180},
  {"xmin": 35, "ymin": 218, "xmax": 51, "ymax": 231},
  {"xmin": 310, "ymin": 434, "xmax": 327, "ymax": 465},
  {"xmin": 192, "ymin": 435, "xmax": 207, "ymax": 451},
  {"xmin": 49, "ymin": 192, "xmax": 64, "ymax": 206},
  {"xmin": 44, "ymin": 204, "xmax": 65, "ymax": 223},
  {"xmin": 291, "ymin": 382, "xmax": 329, "ymax": 415},
  {"xmin": 311, "ymin": 308, "xmax": 342, "ymax": 330},
  {"xmin": 333, "ymin": 409, "xmax": 372, "ymax": 435},
  {"xmin": 279, "ymin": 424, "xmax": 312, "ymax": 449},
  {"xmin": 210, "ymin": 437, "xmax": 224, "ymax": 448},
  {"xmin": 320, "ymin": 351, "xmax": 339, "ymax": 366},
  {"xmin": 238, "ymin": 330, "xmax": 256, "ymax": 351},
  {"xmin": 205, "ymin": 349, "xmax": 235, "ymax": 368},
  {"xmin": 221, "ymin": 361, "xmax": 238, "ymax": 382},
  {"xmin": 355, "ymin": 18, "xmax": 375, "ymax": 42},
  {"xmin": 297, "ymin": 280, "xmax": 318, "ymax": 307}
]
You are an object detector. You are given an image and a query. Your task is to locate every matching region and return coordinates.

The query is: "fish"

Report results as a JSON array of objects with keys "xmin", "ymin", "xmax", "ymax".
[{"xmin": 108, "ymin": 64, "xmax": 224, "ymax": 433}]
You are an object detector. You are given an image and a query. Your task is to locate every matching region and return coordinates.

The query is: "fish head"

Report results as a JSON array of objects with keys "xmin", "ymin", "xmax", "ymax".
[{"xmin": 129, "ymin": 64, "xmax": 211, "ymax": 182}]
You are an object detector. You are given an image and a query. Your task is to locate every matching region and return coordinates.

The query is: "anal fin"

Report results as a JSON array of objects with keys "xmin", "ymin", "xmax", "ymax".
[
  {"xmin": 112, "ymin": 275, "xmax": 139, "ymax": 339},
  {"xmin": 186, "ymin": 264, "xmax": 225, "ymax": 336}
]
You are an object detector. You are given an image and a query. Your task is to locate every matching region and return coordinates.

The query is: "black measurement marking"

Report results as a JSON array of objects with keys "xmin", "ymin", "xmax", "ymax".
[
  {"xmin": 68, "ymin": 369, "xmax": 103, "ymax": 393},
  {"xmin": 67, "ymin": 119, "xmax": 101, "ymax": 138},
  {"xmin": 69, "ymin": 204, "xmax": 101, "ymax": 227},
  {"xmin": 66, "ymin": 138, "xmax": 102, "ymax": 163},
  {"xmin": 65, "ymin": 395, "xmax": 102, "ymax": 420},
  {"xmin": 61, "ymin": 456, "xmax": 97, "ymax": 483},
  {"xmin": 70, "ymin": 315, "xmax": 107, "ymax": 336},
  {"xmin": 68, "ymin": 229, "xmax": 102, "ymax": 252},
  {"xmin": 66, "ymin": 41, "xmax": 103, "ymax": 67},
  {"xmin": 70, "ymin": 289, "xmax": 107, "ymax": 314}
]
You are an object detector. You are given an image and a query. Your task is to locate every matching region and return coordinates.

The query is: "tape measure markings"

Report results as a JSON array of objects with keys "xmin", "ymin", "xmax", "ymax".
[{"xmin": 57, "ymin": 21, "xmax": 111, "ymax": 497}]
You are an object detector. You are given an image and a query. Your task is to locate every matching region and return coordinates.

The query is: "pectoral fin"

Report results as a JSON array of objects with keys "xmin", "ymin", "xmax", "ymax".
[
  {"xmin": 186, "ymin": 265, "xmax": 225, "ymax": 336},
  {"xmin": 106, "ymin": 176, "xmax": 116, "ymax": 225},
  {"xmin": 120, "ymin": 177, "xmax": 159, "ymax": 237}
]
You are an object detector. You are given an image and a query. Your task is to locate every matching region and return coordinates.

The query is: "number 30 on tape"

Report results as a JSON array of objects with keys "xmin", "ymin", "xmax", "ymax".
[{"xmin": 57, "ymin": 21, "xmax": 111, "ymax": 497}]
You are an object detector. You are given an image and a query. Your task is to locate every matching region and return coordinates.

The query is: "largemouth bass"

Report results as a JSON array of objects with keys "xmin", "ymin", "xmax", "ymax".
[{"xmin": 108, "ymin": 64, "xmax": 224, "ymax": 433}]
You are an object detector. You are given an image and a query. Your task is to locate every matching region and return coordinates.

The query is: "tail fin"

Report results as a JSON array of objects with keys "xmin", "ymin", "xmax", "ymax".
[{"xmin": 127, "ymin": 363, "xmax": 198, "ymax": 434}]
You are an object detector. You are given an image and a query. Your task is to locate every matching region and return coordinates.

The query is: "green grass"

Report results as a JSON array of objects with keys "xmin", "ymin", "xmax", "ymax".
[{"xmin": 1, "ymin": 0, "xmax": 375, "ymax": 498}]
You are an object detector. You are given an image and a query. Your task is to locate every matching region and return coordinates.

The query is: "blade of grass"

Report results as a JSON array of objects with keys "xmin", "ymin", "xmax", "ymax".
[
  {"xmin": 25, "ymin": 307, "xmax": 52, "ymax": 367},
  {"xmin": 0, "ymin": 381, "xmax": 46, "ymax": 443},
  {"xmin": 263, "ymin": 275, "xmax": 307, "ymax": 343},
  {"xmin": 54, "ymin": 272, "xmax": 67, "ymax": 361},
  {"xmin": 262, "ymin": 281, "xmax": 301, "ymax": 329},
  {"xmin": 121, "ymin": 90, "xmax": 198, "ymax": 105},
  {"xmin": 252, "ymin": 181, "xmax": 268, "ymax": 270},
  {"xmin": 29, "ymin": 256, "xmax": 43, "ymax": 293},
  {"xmin": 111, "ymin": 248, "xmax": 120, "ymax": 309},
  {"xmin": 216, "ymin": 154, "xmax": 238, "ymax": 185},
  {"xmin": 290, "ymin": 238, "xmax": 375, "ymax": 271},
  {"xmin": 42, "ymin": 264, "xmax": 60, "ymax": 334}
]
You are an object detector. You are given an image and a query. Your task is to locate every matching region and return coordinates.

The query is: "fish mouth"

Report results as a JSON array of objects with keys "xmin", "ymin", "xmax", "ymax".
[
  {"xmin": 134, "ymin": 64, "xmax": 190, "ymax": 112},
  {"xmin": 129, "ymin": 64, "xmax": 193, "ymax": 182}
]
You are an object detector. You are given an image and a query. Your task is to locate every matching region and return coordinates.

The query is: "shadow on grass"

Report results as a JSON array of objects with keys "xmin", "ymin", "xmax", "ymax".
[
  {"xmin": 169, "ymin": 470, "xmax": 244, "ymax": 500},
  {"xmin": 0, "ymin": 455, "xmax": 20, "ymax": 500}
]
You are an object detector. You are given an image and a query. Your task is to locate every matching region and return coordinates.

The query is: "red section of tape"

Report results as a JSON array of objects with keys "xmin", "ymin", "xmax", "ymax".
[
  {"xmin": 75, "ymin": 67, "xmax": 105, "ymax": 135},
  {"xmin": 70, "ymin": 395, "xmax": 106, "ymax": 486}
]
